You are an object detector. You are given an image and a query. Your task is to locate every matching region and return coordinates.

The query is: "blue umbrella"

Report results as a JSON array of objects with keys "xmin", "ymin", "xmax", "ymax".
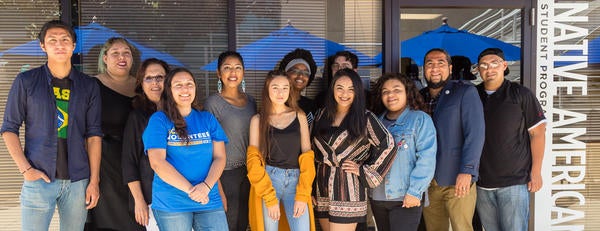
[
  {"xmin": 556, "ymin": 36, "xmax": 600, "ymax": 66},
  {"xmin": 0, "ymin": 22, "xmax": 184, "ymax": 66},
  {"xmin": 0, "ymin": 41, "xmax": 47, "ymax": 57},
  {"xmin": 375, "ymin": 24, "xmax": 521, "ymax": 66},
  {"xmin": 202, "ymin": 25, "xmax": 377, "ymax": 71}
]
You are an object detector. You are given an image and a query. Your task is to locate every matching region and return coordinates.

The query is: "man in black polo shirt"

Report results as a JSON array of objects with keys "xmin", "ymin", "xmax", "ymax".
[{"xmin": 475, "ymin": 48, "xmax": 546, "ymax": 231}]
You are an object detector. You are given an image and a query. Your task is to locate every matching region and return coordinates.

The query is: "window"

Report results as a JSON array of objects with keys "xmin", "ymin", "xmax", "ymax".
[
  {"xmin": 232, "ymin": 0, "xmax": 382, "ymax": 105},
  {"xmin": 79, "ymin": 0, "xmax": 228, "ymax": 100},
  {"xmin": 0, "ymin": 1, "xmax": 60, "ymax": 229}
]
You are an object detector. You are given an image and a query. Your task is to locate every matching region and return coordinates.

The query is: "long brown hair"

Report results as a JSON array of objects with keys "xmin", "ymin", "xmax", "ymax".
[
  {"xmin": 258, "ymin": 70, "xmax": 299, "ymax": 159},
  {"xmin": 161, "ymin": 67, "xmax": 202, "ymax": 144}
]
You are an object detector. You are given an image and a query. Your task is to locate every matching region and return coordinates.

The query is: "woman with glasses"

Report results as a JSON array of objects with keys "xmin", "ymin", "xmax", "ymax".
[
  {"xmin": 278, "ymin": 48, "xmax": 317, "ymax": 125},
  {"xmin": 369, "ymin": 73, "xmax": 437, "ymax": 231},
  {"xmin": 312, "ymin": 68, "xmax": 397, "ymax": 231},
  {"xmin": 89, "ymin": 37, "xmax": 143, "ymax": 230},
  {"xmin": 247, "ymin": 70, "xmax": 315, "ymax": 231},
  {"xmin": 122, "ymin": 58, "xmax": 170, "ymax": 230},
  {"xmin": 204, "ymin": 51, "xmax": 257, "ymax": 231},
  {"xmin": 142, "ymin": 68, "xmax": 228, "ymax": 230}
]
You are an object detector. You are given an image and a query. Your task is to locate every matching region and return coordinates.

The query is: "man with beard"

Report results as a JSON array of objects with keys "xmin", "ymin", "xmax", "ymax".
[{"xmin": 419, "ymin": 48, "xmax": 485, "ymax": 231}]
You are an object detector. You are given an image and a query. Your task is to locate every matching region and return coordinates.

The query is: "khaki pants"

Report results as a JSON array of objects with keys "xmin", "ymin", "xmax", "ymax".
[{"xmin": 422, "ymin": 179, "xmax": 477, "ymax": 231}]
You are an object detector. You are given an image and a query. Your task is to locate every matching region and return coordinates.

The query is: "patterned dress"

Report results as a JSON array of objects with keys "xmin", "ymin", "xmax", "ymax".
[{"xmin": 313, "ymin": 110, "xmax": 397, "ymax": 223}]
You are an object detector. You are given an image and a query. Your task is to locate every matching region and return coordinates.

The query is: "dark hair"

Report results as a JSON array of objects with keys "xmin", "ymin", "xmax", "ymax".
[
  {"xmin": 38, "ymin": 20, "xmax": 76, "ymax": 43},
  {"xmin": 313, "ymin": 68, "xmax": 366, "ymax": 143},
  {"xmin": 423, "ymin": 48, "xmax": 452, "ymax": 66},
  {"xmin": 423, "ymin": 48, "xmax": 452, "ymax": 81},
  {"xmin": 258, "ymin": 70, "xmax": 299, "ymax": 158},
  {"xmin": 451, "ymin": 56, "xmax": 476, "ymax": 81},
  {"xmin": 325, "ymin": 51, "xmax": 360, "ymax": 87},
  {"xmin": 217, "ymin": 51, "xmax": 245, "ymax": 70},
  {"xmin": 478, "ymin": 47, "xmax": 505, "ymax": 62},
  {"xmin": 278, "ymin": 48, "xmax": 317, "ymax": 87},
  {"xmin": 161, "ymin": 67, "xmax": 202, "ymax": 144},
  {"xmin": 371, "ymin": 73, "xmax": 426, "ymax": 115},
  {"xmin": 333, "ymin": 51, "xmax": 359, "ymax": 68},
  {"xmin": 132, "ymin": 58, "xmax": 170, "ymax": 115}
]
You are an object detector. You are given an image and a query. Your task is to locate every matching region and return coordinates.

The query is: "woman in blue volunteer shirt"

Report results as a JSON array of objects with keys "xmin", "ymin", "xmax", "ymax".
[
  {"xmin": 369, "ymin": 73, "xmax": 437, "ymax": 231},
  {"xmin": 142, "ymin": 67, "xmax": 228, "ymax": 230}
]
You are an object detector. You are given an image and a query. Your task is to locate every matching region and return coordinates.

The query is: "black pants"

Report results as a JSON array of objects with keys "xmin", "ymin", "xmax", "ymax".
[
  {"xmin": 221, "ymin": 167, "xmax": 250, "ymax": 231},
  {"xmin": 370, "ymin": 200, "xmax": 423, "ymax": 231}
]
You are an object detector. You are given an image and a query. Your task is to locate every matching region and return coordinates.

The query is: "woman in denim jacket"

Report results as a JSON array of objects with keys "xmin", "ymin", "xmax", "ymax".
[{"xmin": 369, "ymin": 73, "xmax": 437, "ymax": 231}]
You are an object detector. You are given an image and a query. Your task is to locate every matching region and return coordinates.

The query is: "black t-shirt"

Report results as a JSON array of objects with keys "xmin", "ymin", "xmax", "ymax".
[
  {"xmin": 476, "ymin": 80, "xmax": 545, "ymax": 188},
  {"xmin": 52, "ymin": 77, "xmax": 71, "ymax": 180},
  {"xmin": 267, "ymin": 116, "xmax": 302, "ymax": 169},
  {"xmin": 298, "ymin": 96, "xmax": 316, "ymax": 126}
]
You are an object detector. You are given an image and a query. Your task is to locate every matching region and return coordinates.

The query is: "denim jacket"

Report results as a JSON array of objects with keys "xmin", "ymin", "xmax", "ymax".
[
  {"xmin": 372, "ymin": 108, "xmax": 437, "ymax": 200},
  {"xmin": 1, "ymin": 64, "xmax": 102, "ymax": 182}
]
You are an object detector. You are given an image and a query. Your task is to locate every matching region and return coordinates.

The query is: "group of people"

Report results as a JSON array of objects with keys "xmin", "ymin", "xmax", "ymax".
[{"xmin": 1, "ymin": 19, "xmax": 545, "ymax": 231}]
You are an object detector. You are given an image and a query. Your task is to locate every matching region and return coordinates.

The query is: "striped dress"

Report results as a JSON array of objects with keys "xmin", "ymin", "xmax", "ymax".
[{"xmin": 312, "ymin": 110, "xmax": 397, "ymax": 223}]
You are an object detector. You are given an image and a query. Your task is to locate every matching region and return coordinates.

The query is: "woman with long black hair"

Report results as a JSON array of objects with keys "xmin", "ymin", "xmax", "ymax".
[{"xmin": 311, "ymin": 68, "xmax": 397, "ymax": 231}]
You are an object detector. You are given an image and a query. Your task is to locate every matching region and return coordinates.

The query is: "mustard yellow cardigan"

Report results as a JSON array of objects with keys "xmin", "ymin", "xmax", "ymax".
[{"xmin": 246, "ymin": 145, "xmax": 316, "ymax": 231}]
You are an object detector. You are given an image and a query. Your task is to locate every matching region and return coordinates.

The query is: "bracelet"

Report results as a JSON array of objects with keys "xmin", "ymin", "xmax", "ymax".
[
  {"xmin": 20, "ymin": 166, "xmax": 32, "ymax": 175},
  {"xmin": 202, "ymin": 181, "xmax": 212, "ymax": 191}
]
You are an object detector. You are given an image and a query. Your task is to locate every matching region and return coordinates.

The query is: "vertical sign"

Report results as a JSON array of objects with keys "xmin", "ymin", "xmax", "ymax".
[{"xmin": 535, "ymin": 1, "xmax": 588, "ymax": 230}]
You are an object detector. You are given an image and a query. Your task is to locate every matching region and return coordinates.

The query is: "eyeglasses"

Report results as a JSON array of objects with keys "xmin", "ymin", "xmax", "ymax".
[
  {"xmin": 287, "ymin": 69, "xmax": 310, "ymax": 77},
  {"xmin": 332, "ymin": 63, "xmax": 352, "ymax": 70},
  {"xmin": 220, "ymin": 65, "xmax": 243, "ymax": 73},
  {"xmin": 143, "ymin": 75, "xmax": 164, "ymax": 83},
  {"xmin": 478, "ymin": 60, "xmax": 503, "ymax": 70}
]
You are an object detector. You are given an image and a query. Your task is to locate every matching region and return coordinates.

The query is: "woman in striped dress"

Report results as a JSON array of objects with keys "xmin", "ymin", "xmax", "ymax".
[{"xmin": 311, "ymin": 68, "xmax": 397, "ymax": 231}]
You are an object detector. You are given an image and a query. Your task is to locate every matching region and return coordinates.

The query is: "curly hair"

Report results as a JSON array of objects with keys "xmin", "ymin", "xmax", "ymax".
[
  {"xmin": 371, "ymin": 73, "xmax": 426, "ymax": 115},
  {"xmin": 277, "ymin": 48, "xmax": 317, "ymax": 87}
]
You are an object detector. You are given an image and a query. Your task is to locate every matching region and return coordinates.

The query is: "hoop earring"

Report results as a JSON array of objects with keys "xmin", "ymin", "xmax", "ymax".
[
  {"xmin": 217, "ymin": 79, "xmax": 222, "ymax": 93},
  {"xmin": 241, "ymin": 79, "xmax": 246, "ymax": 93}
]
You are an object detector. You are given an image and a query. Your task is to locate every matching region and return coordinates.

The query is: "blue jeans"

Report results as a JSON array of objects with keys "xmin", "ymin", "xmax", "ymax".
[
  {"xmin": 476, "ymin": 184, "xmax": 529, "ymax": 231},
  {"xmin": 262, "ymin": 165, "xmax": 310, "ymax": 231},
  {"xmin": 153, "ymin": 208, "xmax": 228, "ymax": 231},
  {"xmin": 21, "ymin": 179, "xmax": 88, "ymax": 231}
]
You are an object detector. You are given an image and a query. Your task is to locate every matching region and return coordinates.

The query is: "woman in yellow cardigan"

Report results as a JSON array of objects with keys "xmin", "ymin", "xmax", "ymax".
[{"xmin": 246, "ymin": 70, "xmax": 316, "ymax": 231}]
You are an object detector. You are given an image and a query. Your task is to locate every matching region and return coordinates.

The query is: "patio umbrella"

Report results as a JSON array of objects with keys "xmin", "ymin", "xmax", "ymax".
[
  {"xmin": 201, "ymin": 25, "xmax": 377, "ymax": 71},
  {"xmin": 556, "ymin": 36, "xmax": 600, "ymax": 66},
  {"xmin": 0, "ymin": 22, "xmax": 184, "ymax": 66},
  {"xmin": 375, "ymin": 24, "xmax": 521, "ymax": 66}
]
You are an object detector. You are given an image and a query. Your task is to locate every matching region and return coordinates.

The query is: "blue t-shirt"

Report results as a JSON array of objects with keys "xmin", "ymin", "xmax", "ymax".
[{"xmin": 142, "ymin": 109, "xmax": 228, "ymax": 212}]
